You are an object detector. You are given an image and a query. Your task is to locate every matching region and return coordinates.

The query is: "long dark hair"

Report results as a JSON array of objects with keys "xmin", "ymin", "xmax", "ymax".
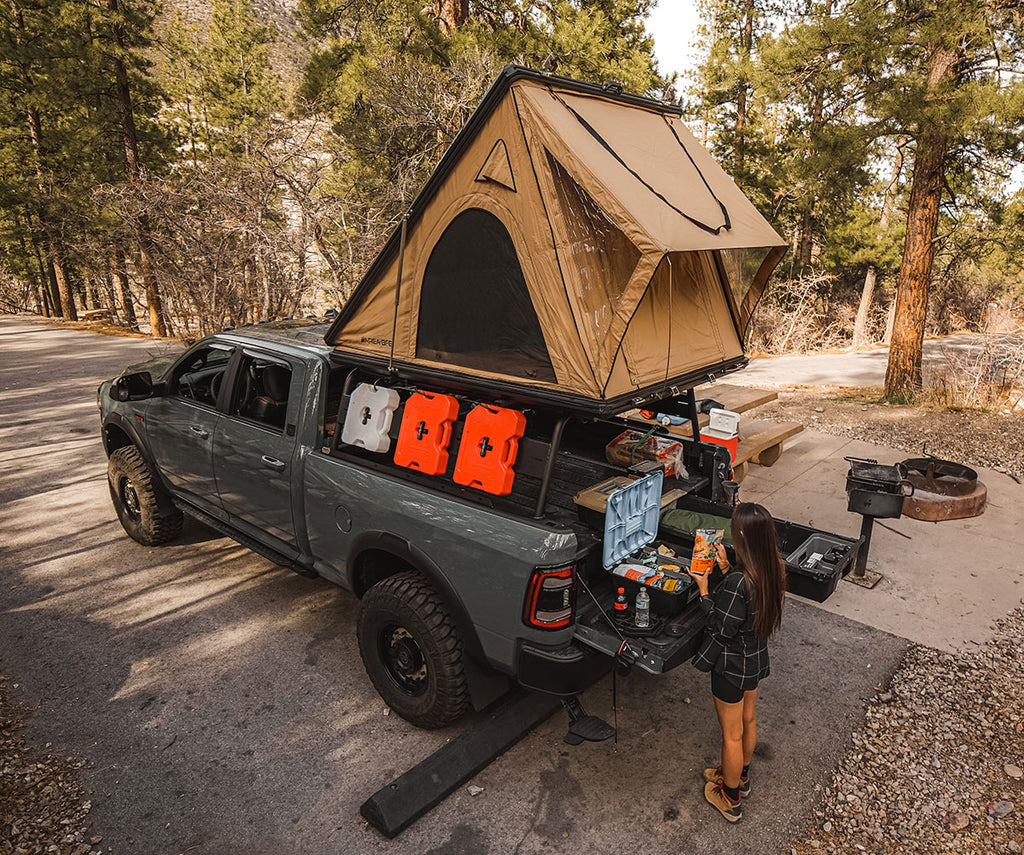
[{"xmin": 731, "ymin": 502, "xmax": 786, "ymax": 640}]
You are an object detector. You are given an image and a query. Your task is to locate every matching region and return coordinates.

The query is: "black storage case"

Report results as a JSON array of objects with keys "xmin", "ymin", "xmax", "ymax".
[{"xmin": 660, "ymin": 495, "xmax": 862, "ymax": 603}]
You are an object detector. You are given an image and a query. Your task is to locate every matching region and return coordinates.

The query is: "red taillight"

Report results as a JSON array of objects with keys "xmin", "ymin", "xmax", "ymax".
[{"xmin": 523, "ymin": 565, "xmax": 576, "ymax": 630}]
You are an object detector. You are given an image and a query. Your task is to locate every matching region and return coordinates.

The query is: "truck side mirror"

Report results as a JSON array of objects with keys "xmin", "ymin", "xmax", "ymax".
[{"xmin": 111, "ymin": 371, "xmax": 161, "ymax": 401}]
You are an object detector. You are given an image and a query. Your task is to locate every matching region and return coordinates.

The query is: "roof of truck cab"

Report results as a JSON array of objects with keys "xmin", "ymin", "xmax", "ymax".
[{"xmin": 214, "ymin": 321, "xmax": 334, "ymax": 353}]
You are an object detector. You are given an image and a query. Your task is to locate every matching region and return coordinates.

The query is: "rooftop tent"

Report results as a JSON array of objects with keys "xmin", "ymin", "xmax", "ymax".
[{"xmin": 325, "ymin": 66, "xmax": 787, "ymax": 415}]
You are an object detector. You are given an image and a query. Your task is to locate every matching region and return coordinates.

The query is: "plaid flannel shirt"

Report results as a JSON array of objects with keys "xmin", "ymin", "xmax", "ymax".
[{"xmin": 692, "ymin": 569, "xmax": 770, "ymax": 691}]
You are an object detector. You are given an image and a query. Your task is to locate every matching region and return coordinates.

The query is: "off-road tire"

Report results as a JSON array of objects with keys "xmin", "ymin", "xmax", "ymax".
[
  {"xmin": 357, "ymin": 572, "xmax": 470, "ymax": 729},
  {"xmin": 107, "ymin": 446, "xmax": 183, "ymax": 546}
]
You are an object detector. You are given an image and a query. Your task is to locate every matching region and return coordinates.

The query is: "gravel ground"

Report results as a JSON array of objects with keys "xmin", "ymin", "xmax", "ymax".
[
  {"xmin": 0, "ymin": 678, "xmax": 101, "ymax": 855},
  {"xmin": 757, "ymin": 386, "xmax": 1024, "ymax": 483},
  {"xmin": 790, "ymin": 608, "xmax": 1024, "ymax": 855}
]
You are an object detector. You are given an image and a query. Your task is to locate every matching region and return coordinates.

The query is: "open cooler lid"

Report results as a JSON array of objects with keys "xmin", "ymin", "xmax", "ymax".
[{"xmin": 602, "ymin": 471, "xmax": 664, "ymax": 569}]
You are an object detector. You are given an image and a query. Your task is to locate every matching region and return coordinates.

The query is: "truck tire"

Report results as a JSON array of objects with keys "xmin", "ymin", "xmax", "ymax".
[
  {"xmin": 357, "ymin": 572, "xmax": 470, "ymax": 728},
  {"xmin": 107, "ymin": 446, "xmax": 183, "ymax": 546}
]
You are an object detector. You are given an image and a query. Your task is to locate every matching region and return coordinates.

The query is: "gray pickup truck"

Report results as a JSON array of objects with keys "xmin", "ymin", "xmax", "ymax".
[{"xmin": 99, "ymin": 321, "xmax": 858, "ymax": 731}]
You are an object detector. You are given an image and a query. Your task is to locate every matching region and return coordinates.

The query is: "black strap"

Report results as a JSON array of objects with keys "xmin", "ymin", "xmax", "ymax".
[{"xmin": 546, "ymin": 87, "xmax": 731, "ymax": 236}]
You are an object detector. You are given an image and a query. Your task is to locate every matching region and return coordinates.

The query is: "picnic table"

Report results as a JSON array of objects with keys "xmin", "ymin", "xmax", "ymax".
[{"xmin": 626, "ymin": 383, "xmax": 804, "ymax": 483}]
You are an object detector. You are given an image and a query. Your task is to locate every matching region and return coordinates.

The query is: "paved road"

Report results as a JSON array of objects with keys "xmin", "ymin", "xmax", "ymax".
[
  {"xmin": 733, "ymin": 333, "xmax": 1021, "ymax": 387},
  {"xmin": 0, "ymin": 316, "xmax": 907, "ymax": 855}
]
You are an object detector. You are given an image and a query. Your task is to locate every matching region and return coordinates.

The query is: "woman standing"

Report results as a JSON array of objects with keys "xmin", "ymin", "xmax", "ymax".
[{"xmin": 688, "ymin": 502, "xmax": 787, "ymax": 823}]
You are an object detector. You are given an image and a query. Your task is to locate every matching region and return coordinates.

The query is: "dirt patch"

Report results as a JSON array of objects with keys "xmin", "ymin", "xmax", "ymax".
[{"xmin": 758, "ymin": 386, "xmax": 1024, "ymax": 483}]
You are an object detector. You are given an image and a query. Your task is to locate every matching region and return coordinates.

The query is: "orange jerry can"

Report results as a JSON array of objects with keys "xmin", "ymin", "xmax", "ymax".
[
  {"xmin": 453, "ymin": 404, "xmax": 526, "ymax": 496},
  {"xmin": 393, "ymin": 390, "xmax": 460, "ymax": 476}
]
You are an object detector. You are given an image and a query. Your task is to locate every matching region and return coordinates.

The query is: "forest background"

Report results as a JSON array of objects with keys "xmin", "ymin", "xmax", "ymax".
[{"xmin": 1, "ymin": 0, "xmax": 1022, "ymax": 399}]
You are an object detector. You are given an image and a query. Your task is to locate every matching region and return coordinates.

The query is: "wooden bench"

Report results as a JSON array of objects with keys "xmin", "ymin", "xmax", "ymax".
[
  {"xmin": 694, "ymin": 383, "xmax": 778, "ymax": 414},
  {"xmin": 730, "ymin": 419, "xmax": 804, "ymax": 483}
]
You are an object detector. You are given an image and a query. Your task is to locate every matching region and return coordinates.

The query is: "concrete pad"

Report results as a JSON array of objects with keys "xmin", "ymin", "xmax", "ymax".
[{"xmin": 739, "ymin": 429, "xmax": 1024, "ymax": 652}]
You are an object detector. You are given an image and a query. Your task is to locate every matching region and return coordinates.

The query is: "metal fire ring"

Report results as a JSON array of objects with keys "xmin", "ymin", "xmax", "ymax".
[{"xmin": 899, "ymin": 457, "xmax": 987, "ymax": 521}]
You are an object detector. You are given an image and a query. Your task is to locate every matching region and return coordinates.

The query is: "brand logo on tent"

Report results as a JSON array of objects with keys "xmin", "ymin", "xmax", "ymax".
[{"xmin": 361, "ymin": 336, "xmax": 393, "ymax": 347}]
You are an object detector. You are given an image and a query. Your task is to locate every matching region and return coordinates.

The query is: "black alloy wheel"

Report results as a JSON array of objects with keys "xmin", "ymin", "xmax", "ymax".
[
  {"xmin": 357, "ymin": 572, "xmax": 469, "ymax": 729},
  {"xmin": 379, "ymin": 624, "xmax": 429, "ymax": 695},
  {"xmin": 107, "ymin": 445, "xmax": 183, "ymax": 546}
]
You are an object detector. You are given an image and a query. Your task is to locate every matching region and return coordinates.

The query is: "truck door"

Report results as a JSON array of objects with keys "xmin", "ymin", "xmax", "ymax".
[
  {"xmin": 212, "ymin": 350, "xmax": 298, "ymax": 549},
  {"xmin": 146, "ymin": 342, "xmax": 234, "ymax": 512}
]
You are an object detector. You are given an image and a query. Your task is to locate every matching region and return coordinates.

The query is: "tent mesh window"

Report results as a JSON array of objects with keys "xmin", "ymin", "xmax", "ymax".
[
  {"xmin": 546, "ymin": 152, "xmax": 640, "ymax": 347},
  {"xmin": 415, "ymin": 208, "xmax": 556, "ymax": 381},
  {"xmin": 715, "ymin": 246, "xmax": 775, "ymax": 334}
]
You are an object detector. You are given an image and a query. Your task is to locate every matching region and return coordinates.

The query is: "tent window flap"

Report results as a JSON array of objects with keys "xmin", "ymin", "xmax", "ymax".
[{"xmin": 546, "ymin": 152, "xmax": 640, "ymax": 349}]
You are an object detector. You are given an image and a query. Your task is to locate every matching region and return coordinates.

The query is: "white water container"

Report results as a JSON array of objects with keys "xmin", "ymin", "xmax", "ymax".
[{"xmin": 341, "ymin": 383, "xmax": 401, "ymax": 453}]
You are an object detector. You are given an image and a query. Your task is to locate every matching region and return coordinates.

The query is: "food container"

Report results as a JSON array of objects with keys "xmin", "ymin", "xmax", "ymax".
[{"xmin": 605, "ymin": 430, "xmax": 685, "ymax": 476}]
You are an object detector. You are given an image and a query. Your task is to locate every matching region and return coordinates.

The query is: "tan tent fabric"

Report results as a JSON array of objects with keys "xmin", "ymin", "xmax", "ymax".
[{"xmin": 326, "ymin": 68, "xmax": 787, "ymax": 410}]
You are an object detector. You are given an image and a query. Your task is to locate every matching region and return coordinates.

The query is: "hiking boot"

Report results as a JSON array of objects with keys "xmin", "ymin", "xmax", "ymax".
[
  {"xmin": 703, "ymin": 766, "xmax": 750, "ymax": 797},
  {"xmin": 704, "ymin": 781, "xmax": 742, "ymax": 823}
]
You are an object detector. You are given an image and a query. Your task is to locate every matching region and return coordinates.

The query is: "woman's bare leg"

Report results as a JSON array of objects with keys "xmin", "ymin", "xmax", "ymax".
[
  {"xmin": 741, "ymin": 689, "xmax": 758, "ymax": 767},
  {"xmin": 713, "ymin": 696, "xmax": 745, "ymax": 789}
]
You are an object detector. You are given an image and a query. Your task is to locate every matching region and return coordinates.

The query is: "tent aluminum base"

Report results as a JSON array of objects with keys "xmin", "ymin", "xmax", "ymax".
[{"xmin": 359, "ymin": 690, "xmax": 563, "ymax": 838}]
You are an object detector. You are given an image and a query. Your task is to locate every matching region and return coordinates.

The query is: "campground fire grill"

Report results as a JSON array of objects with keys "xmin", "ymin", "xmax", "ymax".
[
  {"xmin": 843, "ymin": 454, "xmax": 987, "ymax": 584},
  {"xmin": 844, "ymin": 457, "xmax": 914, "ymax": 582}
]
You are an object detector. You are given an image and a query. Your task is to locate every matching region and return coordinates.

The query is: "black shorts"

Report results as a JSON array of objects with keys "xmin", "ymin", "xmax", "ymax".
[{"xmin": 711, "ymin": 671, "xmax": 746, "ymax": 704}]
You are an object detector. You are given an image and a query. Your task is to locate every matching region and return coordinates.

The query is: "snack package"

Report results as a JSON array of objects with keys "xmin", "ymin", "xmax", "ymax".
[{"xmin": 691, "ymin": 528, "xmax": 724, "ymax": 576}]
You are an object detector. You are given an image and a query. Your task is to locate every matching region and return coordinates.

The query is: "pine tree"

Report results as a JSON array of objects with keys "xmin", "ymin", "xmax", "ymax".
[
  {"xmin": 92, "ymin": 0, "xmax": 168, "ymax": 335},
  {"xmin": 2, "ymin": 0, "xmax": 84, "ymax": 319},
  {"xmin": 835, "ymin": 0, "xmax": 1024, "ymax": 398},
  {"xmin": 206, "ymin": 0, "xmax": 283, "ymax": 159}
]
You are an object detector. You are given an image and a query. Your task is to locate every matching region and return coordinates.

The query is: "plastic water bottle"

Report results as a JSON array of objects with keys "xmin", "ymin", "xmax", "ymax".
[{"xmin": 635, "ymin": 588, "xmax": 650, "ymax": 628}]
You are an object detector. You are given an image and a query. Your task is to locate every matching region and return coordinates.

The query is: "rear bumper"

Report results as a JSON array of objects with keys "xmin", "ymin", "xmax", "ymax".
[{"xmin": 515, "ymin": 640, "xmax": 613, "ymax": 697}]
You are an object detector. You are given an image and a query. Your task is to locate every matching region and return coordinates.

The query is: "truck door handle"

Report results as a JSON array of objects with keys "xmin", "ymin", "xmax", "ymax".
[
  {"xmin": 261, "ymin": 455, "xmax": 286, "ymax": 472},
  {"xmin": 189, "ymin": 425, "xmax": 209, "ymax": 438}
]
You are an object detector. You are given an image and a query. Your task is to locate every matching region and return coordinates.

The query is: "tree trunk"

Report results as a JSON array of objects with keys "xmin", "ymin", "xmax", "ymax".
[
  {"xmin": 435, "ymin": 0, "xmax": 469, "ymax": 32},
  {"xmin": 884, "ymin": 127, "xmax": 947, "ymax": 398},
  {"xmin": 884, "ymin": 296, "xmax": 896, "ymax": 343},
  {"xmin": 26, "ymin": 108, "xmax": 76, "ymax": 320},
  {"xmin": 103, "ymin": 264, "xmax": 119, "ymax": 324},
  {"xmin": 734, "ymin": 0, "xmax": 753, "ymax": 175},
  {"xmin": 797, "ymin": 76, "xmax": 825, "ymax": 272},
  {"xmin": 853, "ymin": 266, "xmax": 878, "ymax": 347},
  {"xmin": 114, "ymin": 246, "xmax": 139, "ymax": 330},
  {"xmin": 854, "ymin": 147, "xmax": 903, "ymax": 347},
  {"xmin": 797, "ymin": 207, "xmax": 814, "ymax": 270},
  {"xmin": 108, "ymin": 0, "xmax": 166, "ymax": 336},
  {"xmin": 12, "ymin": 2, "xmax": 76, "ymax": 320},
  {"xmin": 884, "ymin": 44, "xmax": 957, "ymax": 399}
]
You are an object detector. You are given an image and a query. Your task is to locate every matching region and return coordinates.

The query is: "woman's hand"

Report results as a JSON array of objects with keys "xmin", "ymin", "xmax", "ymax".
[
  {"xmin": 714, "ymin": 542, "xmax": 729, "ymax": 571},
  {"xmin": 687, "ymin": 566, "xmax": 710, "ymax": 596}
]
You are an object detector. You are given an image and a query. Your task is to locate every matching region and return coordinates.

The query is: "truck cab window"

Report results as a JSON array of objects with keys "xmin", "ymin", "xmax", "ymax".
[
  {"xmin": 231, "ymin": 355, "xmax": 292, "ymax": 431},
  {"xmin": 172, "ymin": 345, "xmax": 233, "ymax": 406}
]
